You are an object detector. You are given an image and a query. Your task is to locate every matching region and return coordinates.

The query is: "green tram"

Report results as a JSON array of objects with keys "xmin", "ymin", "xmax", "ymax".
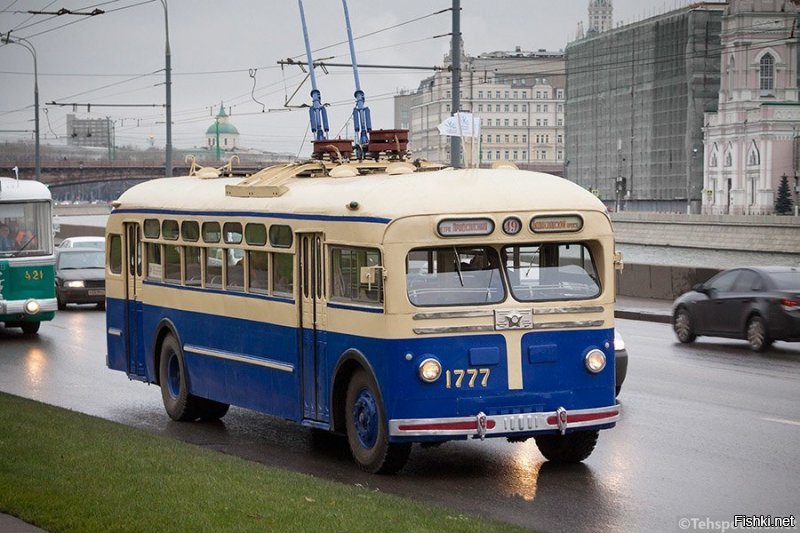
[{"xmin": 0, "ymin": 177, "xmax": 57, "ymax": 334}]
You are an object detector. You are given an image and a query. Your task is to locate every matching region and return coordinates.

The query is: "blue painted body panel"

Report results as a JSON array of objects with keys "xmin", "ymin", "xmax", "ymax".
[{"xmin": 107, "ymin": 295, "xmax": 616, "ymax": 438}]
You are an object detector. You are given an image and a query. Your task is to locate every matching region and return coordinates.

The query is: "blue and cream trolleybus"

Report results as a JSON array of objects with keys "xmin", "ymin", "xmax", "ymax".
[
  {"xmin": 105, "ymin": 158, "xmax": 622, "ymax": 473},
  {"xmin": 0, "ymin": 177, "xmax": 56, "ymax": 335}
]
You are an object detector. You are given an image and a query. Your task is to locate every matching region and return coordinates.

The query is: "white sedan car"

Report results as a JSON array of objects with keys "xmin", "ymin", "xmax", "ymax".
[{"xmin": 58, "ymin": 236, "xmax": 105, "ymax": 250}]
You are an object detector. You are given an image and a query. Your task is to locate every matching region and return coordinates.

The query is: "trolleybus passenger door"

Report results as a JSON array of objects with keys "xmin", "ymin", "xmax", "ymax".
[
  {"xmin": 299, "ymin": 233, "xmax": 328, "ymax": 422},
  {"xmin": 124, "ymin": 223, "xmax": 146, "ymax": 378}
]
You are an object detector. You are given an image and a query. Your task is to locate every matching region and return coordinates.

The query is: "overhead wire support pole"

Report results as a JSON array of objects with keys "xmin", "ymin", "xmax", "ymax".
[
  {"xmin": 342, "ymin": 0, "xmax": 371, "ymax": 154},
  {"xmin": 160, "ymin": 0, "xmax": 173, "ymax": 178},
  {"xmin": 450, "ymin": 0, "xmax": 461, "ymax": 168},
  {"xmin": 298, "ymin": 0, "xmax": 329, "ymax": 141},
  {"xmin": 2, "ymin": 33, "xmax": 40, "ymax": 181}
]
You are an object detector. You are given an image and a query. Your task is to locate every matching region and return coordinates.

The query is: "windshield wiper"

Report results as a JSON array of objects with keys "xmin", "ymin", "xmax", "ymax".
[
  {"xmin": 11, "ymin": 235, "xmax": 36, "ymax": 258},
  {"xmin": 453, "ymin": 247, "xmax": 464, "ymax": 287}
]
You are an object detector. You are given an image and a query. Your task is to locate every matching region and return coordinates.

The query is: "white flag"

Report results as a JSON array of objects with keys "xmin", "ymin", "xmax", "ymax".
[{"xmin": 437, "ymin": 113, "xmax": 481, "ymax": 138}]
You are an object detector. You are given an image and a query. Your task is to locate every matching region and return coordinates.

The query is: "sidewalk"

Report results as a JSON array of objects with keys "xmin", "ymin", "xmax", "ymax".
[
  {"xmin": 615, "ymin": 295, "xmax": 673, "ymax": 323},
  {"xmin": 0, "ymin": 514, "xmax": 45, "ymax": 533}
]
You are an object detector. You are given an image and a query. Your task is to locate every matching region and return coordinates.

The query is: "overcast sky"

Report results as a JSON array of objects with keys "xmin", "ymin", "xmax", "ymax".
[{"xmin": 1, "ymin": 0, "xmax": 695, "ymax": 157}]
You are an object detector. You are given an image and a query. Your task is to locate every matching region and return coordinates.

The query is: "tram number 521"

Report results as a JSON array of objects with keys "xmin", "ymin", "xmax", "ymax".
[{"xmin": 445, "ymin": 368, "xmax": 490, "ymax": 389}]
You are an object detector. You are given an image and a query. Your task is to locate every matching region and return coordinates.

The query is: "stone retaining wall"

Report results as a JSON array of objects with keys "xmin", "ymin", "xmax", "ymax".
[
  {"xmin": 617, "ymin": 263, "xmax": 720, "ymax": 300},
  {"xmin": 611, "ymin": 212, "xmax": 800, "ymax": 253}
]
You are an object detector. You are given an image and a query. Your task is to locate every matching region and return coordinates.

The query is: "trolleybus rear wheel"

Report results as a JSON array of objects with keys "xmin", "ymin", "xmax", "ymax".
[
  {"xmin": 159, "ymin": 335, "xmax": 201, "ymax": 421},
  {"xmin": 345, "ymin": 369, "xmax": 411, "ymax": 474},
  {"xmin": 534, "ymin": 430, "xmax": 599, "ymax": 463}
]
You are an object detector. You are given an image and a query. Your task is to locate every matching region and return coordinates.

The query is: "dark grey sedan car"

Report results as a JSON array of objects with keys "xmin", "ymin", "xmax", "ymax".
[
  {"xmin": 672, "ymin": 266, "xmax": 800, "ymax": 351},
  {"xmin": 55, "ymin": 248, "xmax": 106, "ymax": 310}
]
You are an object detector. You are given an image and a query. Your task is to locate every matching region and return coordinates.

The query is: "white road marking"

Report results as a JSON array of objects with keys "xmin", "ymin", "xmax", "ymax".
[{"xmin": 761, "ymin": 417, "xmax": 800, "ymax": 427}]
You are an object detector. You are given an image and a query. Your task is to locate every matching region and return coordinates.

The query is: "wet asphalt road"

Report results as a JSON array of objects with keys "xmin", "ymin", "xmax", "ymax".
[{"xmin": 1, "ymin": 309, "xmax": 799, "ymax": 532}]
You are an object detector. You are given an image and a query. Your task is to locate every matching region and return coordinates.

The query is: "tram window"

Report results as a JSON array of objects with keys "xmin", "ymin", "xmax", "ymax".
[
  {"xmin": 162, "ymin": 220, "xmax": 179, "ymax": 241},
  {"xmin": 202, "ymin": 222, "xmax": 221, "ymax": 243},
  {"xmin": 146, "ymin": 243, "xmax": 162, "ymax": 279},
  {"xmin": 332, "ymin": 246, "xmax": 383, "ymax": 305},
  {"xmin": 164, "ymin": 245, "xmax": 181, "ymax": 284},
  {"xmin": 181, "ymin": 221, "xmax": 200, "ymax": 242},
  {"xmin": 273, "ymin": 253, "xmax": 293, "ymax": 295},
  {"xmin": 226, "ymin": 249, "xmax": 244, "ymax": 292},
  {"xmin": 205, "ymin": 247, "xmax": 223, "ymax": 288},
  {"xmin": 245, "ymin": 223, "xmax": 267, "ymax": 246},
  {"xmin": 502, "ymin": 243, "xmax": 601, "ymax": 302},
  {"xmin": 248, "ymin": 251, "xmax": 268, "ymax": 293},
  {"xmin": 269, "ymin": 225, "xmax": 293, "ymax": 248},
  {"xmin": 184, "ymin": 246, "xmax": 202, "ymax": 286},
  {"xmin": 406, "ymin": 246, "xmax": 504, "ymax": 307},
  {"xmin": 109, "ymin": 234, "xmax": 122, "ymax": 275},
  {"xmin": 223, "ymin": 222, "xmax": 243, "ymax": 244},
  {"xmin": 143, "ymin": 219, "xmax": 160, "ymax": 239}
]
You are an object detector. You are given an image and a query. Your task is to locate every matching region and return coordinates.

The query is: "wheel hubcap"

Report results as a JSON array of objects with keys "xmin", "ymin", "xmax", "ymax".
[
  {"xmin": 352, "ymin": 388, "xmax": 379, "ymax": 449},
  {"xmin": 749, "ymin": 321, "xmax": 764, "ymax": 347},
  {"xmin": 675, "ymin": 312, "xmax": 691, "ymax": 338},
  {"xmin": 167, "ymin": 353, "xmax": 181, "ymax": 398}
]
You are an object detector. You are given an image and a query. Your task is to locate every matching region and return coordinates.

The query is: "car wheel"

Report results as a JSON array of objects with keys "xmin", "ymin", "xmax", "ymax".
[
  {"xmin": 746, "ymin": 315, "xmax": 772, "ymax": 352},
  {"xmin": 57, "ymin": 296, "xmax": 66, "ymax": 311},
  {"xmin": 158, "ymin": 335, "xmax": 201, "ymax": 421},
  {"xmin": 96, "ymin": 301, "xmax": 105, "ymax": 310},
  {"xmin": 20, "ymin": 321, "xmax": 40, "ymax": 335},
  {"xmin": 673, "ymin": 307, "xmax": 696, "ymax": 343},
  {"xmin": 345, "ymin": 369, "xmax": 411, "ymax": 474},
  {"xmin": 534, "ymin": 430, "xmax": 599, "ymax": 463}
]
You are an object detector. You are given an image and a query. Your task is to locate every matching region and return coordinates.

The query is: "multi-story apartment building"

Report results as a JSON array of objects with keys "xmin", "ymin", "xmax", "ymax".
[
  {"xmin": 66, "ymin": 114, "xmax": 113, "ymax": 148},
  {"xmin": 566, "ymin": 3, "xmax": 724, "ymax": 212},
  {"xmin": 395, "ymin": 45, "xmax": 566, "ymax": 174},
  {"xmin": 703, "ymin": 0, "xmax": 800, "ymax": 215}
]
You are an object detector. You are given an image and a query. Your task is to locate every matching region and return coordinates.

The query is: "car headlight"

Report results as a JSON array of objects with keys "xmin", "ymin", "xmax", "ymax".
[
  {"xmin": 418, "ymin": 358, "xmax": 442, "ymax": 383},
  {"xmin": 23, "ymin": 299, "xmax": 41, "ymax": 315},
  {"xmin": 614, "ymin": 330, "xmax": 625, "ymax": 351},
  {"xmin": 584, "ymin": 349, "xmax": 607, "ymax": 373},
  {"xmin": 64, "ymin": 280, "xmax": 85, "ymax": 288}
]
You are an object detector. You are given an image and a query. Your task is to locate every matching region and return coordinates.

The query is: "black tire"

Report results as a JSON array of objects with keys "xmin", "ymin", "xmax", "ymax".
[
  {"xmin": 158, "ymin": 335, "xmax": 201, "ymax": 421},
  {"xmin": 615, "ymin": 385, "xmax": 622, "ymax": 397},
  {"xmin": 96, "ymin": 301, "xmax": 106, "ymax": 311},
  {"xmin": 345, "ymin": 369, "xmax": 411, "ymax": 474},
  {"xmin": 20, "ymin": 321, "xmax": 40, "ymax": 335},
  {"xmin": 196, "ymin": 397, "xmax": 230, "ymax": 421},
  {"xmin": 535, "ymin": 430, "xmax": 599, "ymax": 463},
  {"xmin": 57, "ymin": 297, "xmax": 66, "ymax": 311},
  {"xmin": 673, "ymin": 307, "xmax": 696, "ymax": 343},
  {"xmin": 746, "ymin": 315, "xmax": 772, "ymax": 352}
]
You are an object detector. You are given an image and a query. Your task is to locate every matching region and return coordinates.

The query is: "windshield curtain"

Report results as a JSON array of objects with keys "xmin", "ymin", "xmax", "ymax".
[
  {"xmin": 406, "ymin": 246, "xmax": 505, "ymax": 306},
  {"xmin": 502, "ymin": 243, "xmax": 601, "ymax": 302},
  {"xmin": 0, "ymin": 201, "xmax": 52, "ymax": 257}
]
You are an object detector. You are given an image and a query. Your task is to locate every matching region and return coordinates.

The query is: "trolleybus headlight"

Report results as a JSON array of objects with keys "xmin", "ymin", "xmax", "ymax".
[
  {"xmin": 418, "ymin": 358, "xmax": 442, "ymax": 383},
  {"xmin": 584, "ymin": 349, "xmax": 606, "ymax": 373},
  {"xmin": 64, "ymin": 280, "xmax": 85, "ymax": 288},
  {"xmin": 23, "ymin": 299, "xmax": 41, "ymax": 316}
]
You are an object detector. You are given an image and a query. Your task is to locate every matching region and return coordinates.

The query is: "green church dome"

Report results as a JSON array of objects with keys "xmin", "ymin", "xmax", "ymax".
[{"xmin": 206, "ymin": 122, "xmax": 239, "ymax": 135}]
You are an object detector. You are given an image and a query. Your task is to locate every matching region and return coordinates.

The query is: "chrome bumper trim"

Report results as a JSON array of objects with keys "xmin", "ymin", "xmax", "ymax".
[
  {"xmin": 0, "ymin": 298, "xmax": 58, "ymax": 315},
  {"xmin": 389, "ymin": 404, "xmax": 621, "ymax": 438}
]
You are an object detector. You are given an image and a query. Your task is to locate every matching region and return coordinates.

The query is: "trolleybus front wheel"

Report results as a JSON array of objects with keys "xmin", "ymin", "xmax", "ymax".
[
  {"xmin": 20, "ymin": 321, "xmax": 40, "ymax": 335},
  {"xmin": 534, "ymin": 430, "xmax": 599, "ymax": 463},
  {"xmin": 158, "ymin": 335, "xmax": 201, "ymax": 422},
  {"xmin": 345, "ymin": 369, "xmax": 411, "ymax": 474}
]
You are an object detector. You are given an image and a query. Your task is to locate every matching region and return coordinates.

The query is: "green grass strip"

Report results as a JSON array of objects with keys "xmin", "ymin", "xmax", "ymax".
[{"xmin": 0, "ymin": 393, "xmax": 529, "ymax": 533}]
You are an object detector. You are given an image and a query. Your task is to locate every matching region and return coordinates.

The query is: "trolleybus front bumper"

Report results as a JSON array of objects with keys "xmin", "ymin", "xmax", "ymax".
[
  {"xmin": 389, "ymin": 404, "xmax": 621, "ymax": 439},
  {"xmin": 1, "ymin": 297, "xmax": 58, "ymax": 316}
]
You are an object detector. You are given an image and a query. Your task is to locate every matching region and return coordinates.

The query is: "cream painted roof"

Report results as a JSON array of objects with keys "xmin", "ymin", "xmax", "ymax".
[
  {"xmin": 0, "ymin": 177, "xmax": 51, "ymax": 202},
  {"xmin": 115, "ymin": 167, "xmax": 606, "ymax": 220}
]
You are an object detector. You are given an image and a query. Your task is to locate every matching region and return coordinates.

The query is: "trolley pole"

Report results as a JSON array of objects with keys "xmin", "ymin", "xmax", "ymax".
[{"xmin": 450, "ymin": 0, "xmax": 461, "ymax": 168}]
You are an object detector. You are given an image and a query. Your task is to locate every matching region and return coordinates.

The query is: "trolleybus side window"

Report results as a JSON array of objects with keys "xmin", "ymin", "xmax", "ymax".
[
  {"xmin": 205, "ymin": 246, "xmax": 223, "ymax": 288},
  {"xmin": 162, "ymin": 220, "xmax": 179, "ymax": 240},
  {"xmin": 146, "ymin": 243, "xmax": 162, "ymax": 279},
  {"xmin": 108, "ymin": 234, "xmax": 122, "ymax": 275},
  {"xmin": 269, "ymin": 224, "xmax": 292, "ymax": 248},
  {"xmin": 273, "ymin": 252, "xmax": 293, "ymax": 295},
  {"xmin": 406, "ymin": 246, "xmax": 505, "ymax": 307},
  {"xmin": 248, "ymin": 250, "xmax": 268, "ymax": 293},
  {"xmin": 245, "ymin": 223, "xmax": 267, "ymax": 246},
  {"xmin": 185, "ymin": 246, "xmax": 202, "ymax": 286},
  {"xmin": 143, "ymin": 219, "xmax": 160, "ymax": 239},
  {"xmin": 331, "ymin": 246, "xmax": 383, "ymax": 305},
  {"xmin": 202, "ymin": 222, "xmax": 221, "ymax": 243},
  {"xmin": 181, "ymin": 221, "xmax": 200, "ymax": 242},
  {"xmin": 502, "ymin": 243, "xmax": 601, "ymax": 301},
  {"xmin": 164, "ymin": 244, "xmax": 181, "ymax": 284}
]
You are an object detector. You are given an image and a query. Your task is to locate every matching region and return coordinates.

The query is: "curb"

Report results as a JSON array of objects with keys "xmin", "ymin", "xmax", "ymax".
[{"xmin": 615, "ymin": 309, "xmax": 672, "ymax": 324}]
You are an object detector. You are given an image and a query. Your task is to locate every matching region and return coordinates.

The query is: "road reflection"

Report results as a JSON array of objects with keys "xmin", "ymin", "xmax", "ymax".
[{"xmin": 24, "ymin": 346, "xmax": 47, "ymax": 388}]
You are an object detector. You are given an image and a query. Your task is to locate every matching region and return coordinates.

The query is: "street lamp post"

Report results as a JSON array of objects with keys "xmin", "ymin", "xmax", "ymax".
[
  {"xmin": 160, "ymin": 0, "xmax": 173, "ymax": 177},
  {"xmin": 2, "ymin": 34, "xmax": 40, "ymax": 181}
]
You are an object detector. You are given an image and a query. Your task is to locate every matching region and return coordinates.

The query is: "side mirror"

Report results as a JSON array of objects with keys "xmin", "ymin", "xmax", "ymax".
[
  {"xmin": 692, "ymin": 283, "xmax": 706, "ymax": 293},
  {"xmin": 359, "ymin": 265, "xmax": 384, "ymax": 290}
]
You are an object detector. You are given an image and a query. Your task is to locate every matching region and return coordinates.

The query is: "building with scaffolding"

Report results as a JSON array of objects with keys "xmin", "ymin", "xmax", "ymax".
[{"xmin": 565, "ymin": 3, "xmax": 725, "ymax": 212}]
